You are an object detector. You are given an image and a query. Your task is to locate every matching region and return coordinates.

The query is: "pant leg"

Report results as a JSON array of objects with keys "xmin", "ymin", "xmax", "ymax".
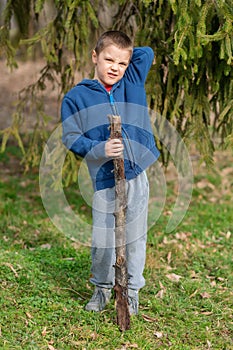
[
  {"xmin": 126, "ymin": 171, "xmax": 149, "ymax": 290},
  {"xmin": 90, "ymin": 187, "xmax": 116, "ymax": 288}
]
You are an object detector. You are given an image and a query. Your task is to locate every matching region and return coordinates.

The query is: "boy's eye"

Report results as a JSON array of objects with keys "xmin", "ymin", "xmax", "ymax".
[{"xmin": 105, "ymin": 58, "xmax": 128, "ymax": 67}]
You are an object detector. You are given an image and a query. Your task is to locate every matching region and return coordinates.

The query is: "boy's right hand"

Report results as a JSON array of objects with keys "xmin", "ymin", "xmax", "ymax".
[{"xmin": 105, "ymin": 139, "xmax": 124, "ymax": 158}]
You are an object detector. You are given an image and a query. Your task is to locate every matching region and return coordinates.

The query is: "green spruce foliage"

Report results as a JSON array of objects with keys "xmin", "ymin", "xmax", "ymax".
[{"xmin": 0, "ymin": 0, "xmax": 232, "ymax": 176}]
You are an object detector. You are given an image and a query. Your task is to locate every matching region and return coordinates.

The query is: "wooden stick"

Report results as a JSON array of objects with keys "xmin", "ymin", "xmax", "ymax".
[{"xmin": 108, "ymin": 114, "xmax": 130, "ymax": 331}]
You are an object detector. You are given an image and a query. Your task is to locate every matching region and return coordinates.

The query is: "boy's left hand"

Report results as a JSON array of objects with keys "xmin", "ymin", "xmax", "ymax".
[{"xmin": 105, "ymin": 139, "xmax": 124, "ymax": 158}]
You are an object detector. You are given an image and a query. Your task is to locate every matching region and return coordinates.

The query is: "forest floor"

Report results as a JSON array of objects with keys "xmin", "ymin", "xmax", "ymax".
[{"xmin": 0, "ymin": 59, "xmax": 233, "ymax": 349}]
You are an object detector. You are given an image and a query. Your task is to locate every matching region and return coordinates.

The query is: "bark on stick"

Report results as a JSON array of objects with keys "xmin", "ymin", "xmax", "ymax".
[{"xmin": 108, "ymin": 114, "xmax": 130, "ymax": 331}]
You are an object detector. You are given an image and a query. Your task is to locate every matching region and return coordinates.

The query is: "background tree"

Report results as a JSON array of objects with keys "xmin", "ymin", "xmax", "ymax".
[{"xmin": 0, "ymin": 0, "xmax": 232, "ymax": 181}]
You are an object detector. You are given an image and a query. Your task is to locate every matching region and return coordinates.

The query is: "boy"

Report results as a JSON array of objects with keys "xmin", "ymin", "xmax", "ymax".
[{"xmin": 61, "ymin": 30, "xmax": 160, "ymax": 315}]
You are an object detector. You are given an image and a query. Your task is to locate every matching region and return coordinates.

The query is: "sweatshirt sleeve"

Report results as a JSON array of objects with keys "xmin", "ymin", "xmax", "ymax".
[
  {"xmin": 124, "ymin": 47, "xmax": 154, "ymax": 85},
  {"xmin": 61, "ymin": 96, "xmax": 107, "ymax": 160}
]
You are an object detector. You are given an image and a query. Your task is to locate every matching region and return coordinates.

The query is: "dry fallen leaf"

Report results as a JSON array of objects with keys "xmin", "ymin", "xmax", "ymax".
[
  {"xmin": 141, "ymin": 314, "xmax": 157, "ymax": 322},
  {"xmin": 86, "ymin": 283, "xmax": 92, "ymax": 290},
  {"xmin": 190, "ymin": 270, "xmax": 197, "ymax": 278},
  {"xmin": 119, "ymin": 342, "xmax": 138, "ymax": 349},
  {"xmin": 175, "ymin": 231, "xmax": 192, "ymax": 241},
  {"xmin": 164, "ymin": 210, "xmax": 172, "ymax": 216},
  {"xmin": 221, "ymin": 167, "xmax": 233, "ymax": 176},
  {"xmin": 163, "ymin": 236, "xmax": 177, "ymax": 244},
  {"xmin": 4, "ymin": 263, "xmax": 19, "ymax": 278},
  {"xmin": 201, "ymin": 311, "xmax": 213, "ymax": 315},
  {"xmin": 48, "ymin": 345, "xmax": 56, "ymax": 350},
  {"xmin": 200, "ymin": 292, "xmax": 211, "ymax": 299},
  {"xmin": 156, "ymin": 289, "xmax": 165, "ymax": 299},
  {"xmin": 166, "ymin": 273, "xmax": 182, "ymax": 282},
  {"xmin": 159, "ymin": 281, "xmax": 165, "ymax": 289},
  {"xmin": 167, "ymin": 251, "xmax": 172, "ymax": 264},
  {"xmin": 156, "ymin": 280, "xmax": 166, "ymax": 298},
  {"xmin": 8, "ymin": 225, "xmax": 20, "ymax": 232},
  {"xmin": 25, "ymin": 312, "xmax": 33, "ymax": 319},
  {"xmin": 42, "ymin": 327, "xmax": 47, "ymax": 336},
  {"xmin": 196, "ymin": 179, "xmax": 215, "ymax": 190},
  {"xmin": 217, "ymin": 277, "xmax": 225, "ymax": 282},
  {"xmin": 210, "ymin": 280, "xmax": 216, "ymax": 287},
  {"xmin": 154, "ymin": 331, "xmax": 163, "ymax": 339},
  {"xmin": 189, "ymin": 289, "xmax": 198, "ymax": 298},
  {"xmin": 127, "ymin": 344, "xmax": 138, "ymax": 348},
  {"xmin": 40, "ymin": 243, "xmax": 51, "ymax": 249},
  {"xmin": 90, "ymin": 332, "xmax": 98, "ymax": 340}
]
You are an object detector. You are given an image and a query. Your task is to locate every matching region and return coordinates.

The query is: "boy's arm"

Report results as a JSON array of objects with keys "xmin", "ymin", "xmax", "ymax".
[
  {"xmin": 61, "ymin": 97, "xmax": 107, "ymax": 160},
  {"xmin": 124, "ymin": 47, "xmax": 154, "ymax": 84}
]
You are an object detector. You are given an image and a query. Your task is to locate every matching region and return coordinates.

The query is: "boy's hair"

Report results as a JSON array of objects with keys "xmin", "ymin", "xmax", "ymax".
[{"xmin": 94, "ymin": 30, "xmax": 133, "ymax": 55}]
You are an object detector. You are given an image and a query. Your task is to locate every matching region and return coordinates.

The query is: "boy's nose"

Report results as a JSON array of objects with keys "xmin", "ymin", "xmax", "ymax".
[{"xmin": 111, "ymin": 63, "xmax": 118, "ymax": 71}]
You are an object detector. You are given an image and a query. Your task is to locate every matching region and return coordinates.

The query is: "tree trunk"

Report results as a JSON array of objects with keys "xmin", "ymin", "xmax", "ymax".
[{"xmin": 108, "ymin": 114, "xmax": 130, "ymax": 331}]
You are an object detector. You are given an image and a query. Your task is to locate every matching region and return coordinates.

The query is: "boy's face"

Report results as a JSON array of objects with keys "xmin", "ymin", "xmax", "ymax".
[{"xmin": 92, "ymin": 44, "xmax": 131, "ymax": 86}]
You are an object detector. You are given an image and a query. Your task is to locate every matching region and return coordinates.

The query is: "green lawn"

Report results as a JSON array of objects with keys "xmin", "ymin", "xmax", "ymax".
[{"xmin": 0, "ymin": 146, "xmax": 232, "ymax": 349}]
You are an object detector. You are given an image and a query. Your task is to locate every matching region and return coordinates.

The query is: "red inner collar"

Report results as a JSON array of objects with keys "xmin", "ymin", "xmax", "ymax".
[{"xmin": 104, "ymin": 84, "xmax": 112, "ymax": 92}]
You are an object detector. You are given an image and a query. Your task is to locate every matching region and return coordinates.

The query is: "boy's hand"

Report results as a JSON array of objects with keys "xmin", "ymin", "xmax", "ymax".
[{"xmin": 105, "ymin": 139, "xmax": 124, "ymax": 158}]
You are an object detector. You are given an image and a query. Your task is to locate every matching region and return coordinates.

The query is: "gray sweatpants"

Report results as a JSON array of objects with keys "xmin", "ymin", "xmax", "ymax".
[{"xmin": 90, "ymin": 171, "xmax": 149, "ymax": 290}]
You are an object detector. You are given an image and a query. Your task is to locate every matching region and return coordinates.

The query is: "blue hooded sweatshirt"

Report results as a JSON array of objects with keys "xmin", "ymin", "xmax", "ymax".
[{"xmin": 61, "ymin": 47, "xmax": 160, "ymax": 191}]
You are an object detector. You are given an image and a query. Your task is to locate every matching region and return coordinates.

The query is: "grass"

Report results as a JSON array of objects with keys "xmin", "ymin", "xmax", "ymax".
[{"xmin": 0, "ymin": 145, "xmax": 233, "ymax": 349}]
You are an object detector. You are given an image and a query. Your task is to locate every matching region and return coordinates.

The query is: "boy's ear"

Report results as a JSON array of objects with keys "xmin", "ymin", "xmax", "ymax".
[{"xmin": 92, "ymin": 50, "xmax": 97, "ymax": 64}]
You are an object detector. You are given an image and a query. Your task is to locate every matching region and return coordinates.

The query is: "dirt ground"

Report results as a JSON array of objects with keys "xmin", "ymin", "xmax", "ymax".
[{"xmin": 0, "ymin": 59, "xmax": 62, "ymax": 131}]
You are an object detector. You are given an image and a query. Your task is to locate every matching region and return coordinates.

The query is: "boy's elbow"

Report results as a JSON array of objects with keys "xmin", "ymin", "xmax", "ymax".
[
  {"xmin": 133, "ymin": 46, "xmax": 154, "ymax": 65},
  {"xmin": 146, "ymin": 46, "xmax": 155, "ymax": 63}
]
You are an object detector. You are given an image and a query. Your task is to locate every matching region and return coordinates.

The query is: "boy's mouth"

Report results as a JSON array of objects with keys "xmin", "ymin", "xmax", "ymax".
[{"xmin": 108, "ymin": 73, "xmax": 117, "ymax": 79}]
